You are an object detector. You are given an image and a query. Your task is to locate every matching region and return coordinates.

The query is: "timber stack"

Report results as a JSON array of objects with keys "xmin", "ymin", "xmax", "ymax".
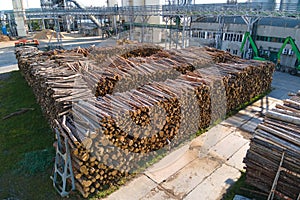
[
  {"xmin": 15, "ymin": 47, "xmax": 92, "ymax": 125},
  {"xmin": 15, "ymin": 44, "xmax": 275, "ymax": 198},
  {"xmin": 244, "ymin": 91, "xmax": 300, "ymax": 199}
]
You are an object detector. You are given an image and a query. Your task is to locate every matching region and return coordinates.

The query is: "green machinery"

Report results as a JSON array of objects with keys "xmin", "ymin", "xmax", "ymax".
[
  {"xmin": 240, "ymin": 32, "xmax": 266, "ymax": 61},
  {"xmin": 276, "ymin": 36, "xmax": 300, "ymax": 75}
]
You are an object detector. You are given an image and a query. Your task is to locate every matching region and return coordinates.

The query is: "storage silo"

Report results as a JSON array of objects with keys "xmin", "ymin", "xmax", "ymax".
[
  {"xmin": 107, "ymin": 0, "xmax": 119, "ymax": 7},
  {"xmin": 120, "ymin": 0, "xmax": 163, "ymax": 43},
  {"xmin": 250, "ymin": 0, "xmax": 276, "ymax": 11},
  {"xmin": 12, "ymin": 0, "xmax": 27, "ymax": 37}
]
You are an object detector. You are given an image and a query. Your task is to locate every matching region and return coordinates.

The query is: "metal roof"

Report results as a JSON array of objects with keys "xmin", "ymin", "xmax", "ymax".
[{"xmin": 195, "ymin": 16, "xmax": 300, "ymax": 28}]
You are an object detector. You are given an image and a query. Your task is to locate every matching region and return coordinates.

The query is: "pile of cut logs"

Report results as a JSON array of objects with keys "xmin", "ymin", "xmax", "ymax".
[
  {"xmin": 15, "ymin": 47, "xmax": 92, "ymax": 125},
  {"xmin": 16, "ymin": 44, "xmax": 275, "ymax": 198},
  {"xmin": 244, "ymin": 91, "xmax": 300, "ymax": 199}
]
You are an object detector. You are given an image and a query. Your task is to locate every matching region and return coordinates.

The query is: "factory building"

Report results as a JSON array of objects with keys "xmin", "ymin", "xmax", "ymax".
[
  {"xmin": 190, "ymin": 16, "xmax": 300, "ymax": 62},
  {"xmin": 4, "ymin": 0, "xmax": 300, "ymax": 59}
]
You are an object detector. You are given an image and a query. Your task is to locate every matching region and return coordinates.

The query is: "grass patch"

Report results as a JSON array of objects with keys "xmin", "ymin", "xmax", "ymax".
[
  {"xmin": 0, "ymin": 71, "xmax": 75, "ymax": 200},
  {"xmin": 16, "ymin": 148, "xmax": 54, "ymax": 175},
  {"xmin": 0, "ymin": 71, "xmax": 54, "ymax": 174},
  {"xmin": 92, "ymin": 184, "xmax": 120, "ymax": 199}
]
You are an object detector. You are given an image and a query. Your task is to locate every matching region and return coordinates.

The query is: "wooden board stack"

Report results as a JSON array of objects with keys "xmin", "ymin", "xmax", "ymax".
[
  {"xmin": 244, "ymin": 91, "xmax": 300, "ymax": 199},
  {"xmin": 16, "ymin": 44, "xmax": 275, "ymax": 198}
]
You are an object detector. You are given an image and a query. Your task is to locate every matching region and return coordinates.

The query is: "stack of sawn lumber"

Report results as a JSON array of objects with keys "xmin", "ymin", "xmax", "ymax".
[
  {"xmin": 244, "ymin": 91, "xmax": 300, "ymax": 199},
  {"xmin": 15, "ymin": 44, "xmax": 275, "ymax": 198}
]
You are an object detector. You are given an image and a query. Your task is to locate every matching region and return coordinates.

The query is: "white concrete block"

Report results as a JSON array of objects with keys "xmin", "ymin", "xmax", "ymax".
[
  {"xmin": 184, "ymin": 164, "xmax": 241, "ymax": 200},
  {"xmin": 209, "ymin": 132, "xmax": 249, "ymax": 161},
  {"xmin": 145, "ymin": 145, "xmax": 197, "ymax": 183},
  {"xmin": 106, "ymin": 175, "xmax": 157, "ymax": 200},
  {"xmin": 226, "ymin": 142, "xmax": 250, "ymax": 171},
  {"xmin": 161, "ymin": 156, "xmax": 222, "ymax": 199}
]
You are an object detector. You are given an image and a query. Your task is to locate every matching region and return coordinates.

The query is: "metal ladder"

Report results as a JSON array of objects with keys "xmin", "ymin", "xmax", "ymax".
[
  {"xmin": 267, "ymin": 151, "xmax": 300, "ymax": 200},
  {"xmin": 51, "ymin": 128, "xmax": 75, "ymax": 197}
]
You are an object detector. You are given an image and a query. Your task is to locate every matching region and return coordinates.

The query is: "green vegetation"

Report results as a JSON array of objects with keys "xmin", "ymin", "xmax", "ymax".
[
  {"xmin": 0, "ymin": 72, "xmax": 54, "ymax": 174},
  {"xmin": 29, "ymin": 20, "xmax": 42, "ymax": 32},
  {"xmin": 92, "ymin": 182, "xmax": 122, "ymax": 199},
  {"xmin": 16, "ymin": 148, "xmax": 54, "ymax": 175},
  {"xmin": 0, "ymin": 72, "xmax": 72, "ymax": 200}
]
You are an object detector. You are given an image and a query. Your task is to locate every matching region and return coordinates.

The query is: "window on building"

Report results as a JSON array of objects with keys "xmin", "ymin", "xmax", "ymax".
[
  {"xmin": 200, "ymin": 32, "xmax": 205, "ymax": 39},
  {"xmin": 233, "ymin": 50, "xmax": 238, "ymax": 55},
  {"xmin": 224, "ymin": 33, "xmax": 227, "ymax": 41},
  {"xmin": 192, "ymin": 30, "xmax": 197, "ymax": 37},
  {"xmin": 226, "ymin": 48, "xmax": 230, "ymax": 52},
  {"xmin": 232, "ymin": 34, "xmax": 235, "ymax": 41},
  {"xmin": 255, "ymin": 35, "xmax": 285, "ymax": 43}
]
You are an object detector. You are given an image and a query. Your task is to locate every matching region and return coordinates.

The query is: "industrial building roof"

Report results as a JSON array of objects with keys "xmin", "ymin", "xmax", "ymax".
[{"xmin": 194, "ymin": 16, "xmax": 300, "ymax": 28}]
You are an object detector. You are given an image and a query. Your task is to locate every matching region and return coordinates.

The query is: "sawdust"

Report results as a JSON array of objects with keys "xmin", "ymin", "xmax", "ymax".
[
  {"xmin": 0, "ymin": 34, "xmax": 10, "ymax": 42},
  {"xmin": 117, "ymin": 38, "xmax": 137, "ymax": 45},
  {"xmin": 33, "ymin": 29, "xmax": 64, "ymax": 40}
]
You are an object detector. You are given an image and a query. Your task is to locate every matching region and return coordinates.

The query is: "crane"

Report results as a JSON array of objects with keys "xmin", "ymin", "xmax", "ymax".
[
  {"xmin": 276, "ymin": 36, "xmax": 300, "ymax": 75},
  {"xmin": 240, "ymin": 31, "xmax": 265, "ymax": 61}
]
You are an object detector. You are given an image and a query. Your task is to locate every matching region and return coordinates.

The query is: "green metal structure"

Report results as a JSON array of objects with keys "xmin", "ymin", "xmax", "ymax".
[
  {"xmin": 277, "ymin": 36, "xmax": 300, "ymax": 75},
  {"xmin": 240, "ymin": 31, "xmax": 265, "ymax": 61}
]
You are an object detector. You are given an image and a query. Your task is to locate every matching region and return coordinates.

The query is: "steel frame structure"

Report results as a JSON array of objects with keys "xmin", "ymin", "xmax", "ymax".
[{"xmin": 5, "ymin": 2, "xmax": 300, "ymax": 49}]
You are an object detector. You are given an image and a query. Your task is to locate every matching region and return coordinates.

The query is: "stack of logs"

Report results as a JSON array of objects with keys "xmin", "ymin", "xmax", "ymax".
[
  {"xmin": 79, "ymin": 46, "xmax": 232, "ymax": 97},
  {"xmin": 244, "ymin": 91, "xmax": 300, "ymax": 199},
  {"xmin": 15, "ymin": 44, "xmax": 275, "ymax": 198},
  {"xmin": 15, "ymin": 47, "xmax": 92, "ymax": 126}
]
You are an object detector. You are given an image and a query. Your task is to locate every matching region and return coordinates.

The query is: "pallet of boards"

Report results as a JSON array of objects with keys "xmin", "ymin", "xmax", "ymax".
[
  {"xmin": 57, "ymin": 63, "xmax": 274, "ymax": 198},
  {"xmin": 244, "ymin": 91, "xmax": 300, "ymax": 199}
]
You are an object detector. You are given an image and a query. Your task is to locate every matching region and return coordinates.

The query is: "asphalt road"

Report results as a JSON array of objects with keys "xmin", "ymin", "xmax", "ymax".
[
  {"xmin": 0, "ymin": 41, "xmax": 18, "ymax": 74},
  {"xmin": 270, "ymin": 71, "xmax": 300, "ymax": 99},
  {"xmin": 0, "ymin": 37, "xmax": 117, "ymax": 74}
]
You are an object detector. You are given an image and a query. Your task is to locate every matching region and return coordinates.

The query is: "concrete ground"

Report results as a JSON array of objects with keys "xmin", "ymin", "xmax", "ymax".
[{"xmin": 0, "ymin": 39, "xmax": 299, "ymax": 200}]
